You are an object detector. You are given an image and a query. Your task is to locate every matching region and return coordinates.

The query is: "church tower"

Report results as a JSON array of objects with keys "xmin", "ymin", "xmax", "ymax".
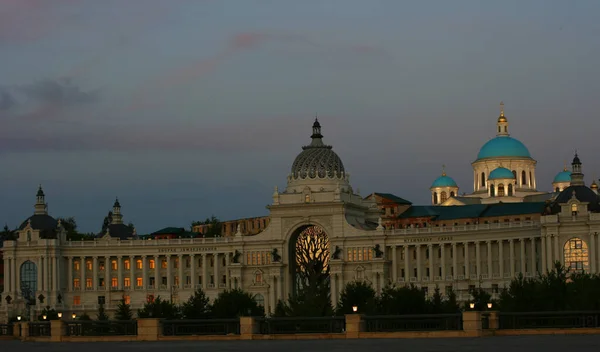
[
  {"xmin": 496, "ymin": 101, "xmax": 509, "ymax": 136},
  {"xmin": 34, "ymin": 185, "xmax": 48, "ymax": 215}
]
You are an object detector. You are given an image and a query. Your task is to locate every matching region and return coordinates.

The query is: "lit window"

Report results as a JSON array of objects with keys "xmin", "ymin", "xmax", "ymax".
[
  {"xmin": 111, "ymin": 260, "xmax": 118, "ymax": 270},
  {"xmin": 149, "ymin": 259, "xmax": 155, "ymax": 269},
  {"xmin": 124, "ymin": 260, "xmax": 130, "ymax": 270},
  {"xmin": 255, "ymin": 271, "xmax": 262, "ymax": 283},
  {"xmin": 74, "ymin": 261, "xmax": 80, "ymax": 271},
  {"xmin": 86, "ymin": 278, "xmax": 92, "ymax": 288},
  {"xmin": 123, "ymin": 295, "xmax": 131, "ymax": 305},
  {"xmin": 146, "ymin": 294, "xmax": 154, "ymax": 303},
  {"xmin": 73, "ymin": 278, "xmax": 80, "ymax": 288},
  {"xmin": 564, "ymin": 238, "xmax": 589, "ymax": 273},
  {"xmin": 73, "ymin": 296, "xmax": 81, "ymax": 305},
  {"xmin": 111, "ymin": 277, "xmax": 118, "ymax": 287},
  {"xmin": 174, "ymin": 276, "xmax": 179, "ymax": 286},
  {"xmin": 254, "ymin": 294, "xmax": 264, "ymax": 307},
  {"xmin": 174, "ymin": 258, "xmax": 179, "ymax": 269},
  {"xmin": 136, "ymin": 260, "xmax": 143, "ymax": 269},
  {"xmin": 440, "ymin": 191, "xmax": 448, "ymax": 203},
  {"xmin": 124, "ymin": 278, "xmax": 131, "ymax": 288},
  {"xmin": 136, "ymin": 278, "xmax": 143, "ymax": 287},
  {"xmin": 161, "ymin": 260, "xmax": 167, "ymax": 268},
  {"xmin": 86, "ymin": 261, "xmax": 92, "ymax": 270},
  {"xmin": 571, "ymin": 203, "xmax": 578, "ymax": 214},
  {"xmin": 305, "ymin": 194, "xmax": 310, "ymax": 202},
  {"xmin": 498, "ymin": 184, "xmax": 505, "ymax": 197},
  {"xmin": 99, "ymin": 262, "xmax": 105, "ymax": 270}
]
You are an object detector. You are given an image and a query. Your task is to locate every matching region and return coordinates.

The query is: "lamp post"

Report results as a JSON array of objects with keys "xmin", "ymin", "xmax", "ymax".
[
  {"xmin": 352, "ymin": 305, "xmax": 358, "ymax": 313},
  {"xmin": 487, "ymin": 302, "xmax": 493, "ymax": 309},
  {"xmin": 57, "ymin": 312, "xmax": 63, "ymax": 319},
  {"xmin": 469, "ymin": 302, "xmax": 475, "ymax": 309},
  {"xmin": 42, "ymin": 315, "xmax": 47, "ymax": 320},
  {"xmin": 72, "ymin": 313, "xmax": 77, "ymax": 320}
]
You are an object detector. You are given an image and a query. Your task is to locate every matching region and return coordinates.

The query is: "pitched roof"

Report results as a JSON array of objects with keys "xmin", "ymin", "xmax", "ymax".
[
  {"xmin": 397, "ymin": 202, "xmax": 545, "ymax": 221},
  {"xmin": 479, "ymin": 202, "xmax": 546, "ymax": 217},
  {"xmin": 373, "ymin": 193, "xmax": 412, "ymax": 205},
  {"xmin": 151, "ymin": 227, "xmax": 187, "ymax": 235}
]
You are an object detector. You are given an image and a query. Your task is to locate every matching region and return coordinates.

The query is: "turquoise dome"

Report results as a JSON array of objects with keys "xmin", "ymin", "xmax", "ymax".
[
  {"xmin": 477, "ymin": 136, "xmax": 531, "ymax": 160},
  {"xmin": 488, "ymin": 167, "xmax": 515, "ymax": 180},
  {"xmin": 431, "ymin": 175, "xmax": 458, "ymax": 188},
  {"xmin": 553, "ymin": 170, "xmax": 571, "ymax": 183}
]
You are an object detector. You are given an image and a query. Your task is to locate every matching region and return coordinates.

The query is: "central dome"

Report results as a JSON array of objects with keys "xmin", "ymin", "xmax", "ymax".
[
  {"xmin": 477, "ymin": 136, "xmax": 531, "ymax": 160},
  {"xmin": 291, "ymin": 119, "xmax": 345, "ymax": 180}
]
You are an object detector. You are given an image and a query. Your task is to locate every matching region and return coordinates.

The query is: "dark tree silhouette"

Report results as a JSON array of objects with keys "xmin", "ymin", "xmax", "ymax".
[{"xmin": 294, "ymin": 226, "xmax": 330, "ymax": 292}]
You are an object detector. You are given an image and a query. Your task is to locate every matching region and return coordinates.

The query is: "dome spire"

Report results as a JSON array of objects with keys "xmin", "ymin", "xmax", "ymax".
[
  {"xmin": 307, "ymin": 116, "xmax": 328, "ymax": 148},
  {"xmin": 496, "ymin": 101, "xmax": 509, "ymax": 137},
  {"xmin": 441, "ymin": 164, "xmax": 446, "ymax": 176},
  {"xmin": 570, "ymin": 152, "xmax": 584, "ymax": 186}
]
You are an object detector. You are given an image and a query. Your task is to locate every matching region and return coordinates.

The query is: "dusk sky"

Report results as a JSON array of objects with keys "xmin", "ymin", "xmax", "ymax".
[{"xmin": 1, "ymin": 0, "xmax": 600, "ymax": 234}]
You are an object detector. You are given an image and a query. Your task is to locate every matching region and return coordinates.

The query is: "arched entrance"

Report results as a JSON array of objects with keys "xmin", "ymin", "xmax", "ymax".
[
  {"xmin": 288, "ymin": 225, "xmax": 330, "ymax": 297},
  {"xmin": 20, "ymin": 260, "xmax": 38, "ymax": 300},
  {"xmin": 563, "ymin": 237, "xmax": 589, "ymax": 273}
]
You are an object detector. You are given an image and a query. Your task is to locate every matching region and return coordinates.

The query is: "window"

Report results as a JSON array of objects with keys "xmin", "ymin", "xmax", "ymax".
[
  {"xmin": 254, "ymin": 294, "xmax": 265, "ymax": 307},
  {"xmin": 571, "ymin": 203, "xmax": 578, "ymax": 215},
  {"xmin": 512, "ymin": 170, "xmax": 517, "ymax": 179},
  {"xmin": 124, "ymin": 260, "xmax": 130, "ymax": 270},
  {"xmin": 136, "ymin": 260, "xmax": 143, "ymax": 269},
  {"xmin": 86, "ymin": 261, "xmax": 92, "ymax": 271},
  {"xmin": 99, "ymin": 278, "xmax": 105, "ymax": 287},
  {"xmin": 508, "ymin": 184, "xmax": 513, "ymax": 196},
  {"xmin": 186, "ymin": 258, "xmax": 191, "ymax": 268},
  {"xmin": 73, "ymin": 278, "xmax": 80, "ymax": 288},
  {"xmin": 111, "ymin": 277, "xmax": 118, "ymax": 287},
  {"xmin": 123, "ymin": 295, "xmax": 131, "ymax": 305},
  {"xmin": 73, "ymin": 296, "xmax": 81, "ymax": 305},
  {"xmin": 440, "ymin": 191, "xmax": 448, "ymax": 203},
  {"xmin": 521, "ymin": 170, "xmax": 526, "ymax": 185},
  {"xmin": 255, "ymin": 271, "xmax": 263, "ymax": 283},
  {"xmin": 111, "ymin": 260, "xmax": 118, "ymax": 270},
  {"xmin": 99, "ymin": 262, "xmax": 105, "ymax": 271},
  {"xmin": 74, "ymin": 261, "xmax": 80, "ymax": 271},
  {"xmin": 497, "ymin": 184, "xmax": 505, "ymax": 197},
  {"xmin": 174, "ymin": 258, "xmax": 179, "ymax": 269},
  {"xmin": 136, "ymin": 278, "xmax": 143, "ymax": 287},
  {"xmin": 147, "ymin": 294, "xmax": 155, "ymax": 303},
  {"xmin": 450, "ymin": 191, "xmax": 455, "ymax": 197},
  {"xmin": 161, "ymin": 260, "xmax": 167, "ymax": 268},
  {"xmin": 481, "ymin": 172, "xmax": 485, "ymax": 187},
  {"xmin": 433, "ymin": 192, "xmax": 438, "ymax": 204},
  {"xmin": 490, "ymin": 184, "xmax": 495, "ymax": 197},
  {"xmin": 305, "ymin": 194, "xmax": 310, "ymax": 202},
  {"xmin": 86, "ymin": 278, "xmax": 92, "ymax": 288},
  {"xmin": 124, "ymin": 278, "xmax": 131, "ymax": 287},
  {"xmin": 564, "ymin": 238, "xmax": 589, "ymax": 273},
  {"xmin": 149, "ymin": 259, "xmax": 155, "ymax": 269}
]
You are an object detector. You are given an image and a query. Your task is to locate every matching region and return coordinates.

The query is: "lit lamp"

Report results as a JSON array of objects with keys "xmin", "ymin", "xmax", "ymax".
[
  {"xmin": 72, "ymin": 313, "xmax": 77, "ymax": 319},
  {"xmin": 469, "ymin": 303, "xmax": 475, "ymax": 309},
  {"xmin": 57, "ymin": 312, "xmax": 63, "ymax": 318},
  {"xmin": 17, "ymin": 316, "xmax": 21, "ymax": 321},
  {"xmin": 487, "ymin": 303, "xmax": 493, "ymax": 309},
  {"xmin": 352, "ymin": 306, "xmax": 358, "ymax": 313},
  {"xmin": 42, "ymin": 315, "xmax": 47, "ymax": 320}
]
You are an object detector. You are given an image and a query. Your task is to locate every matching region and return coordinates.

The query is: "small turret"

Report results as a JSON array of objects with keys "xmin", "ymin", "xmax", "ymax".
[
  {"xmin": 34, "ymin": 185, "xmax": 48, "ymax": 215},
  {"xmin": 570, "ymin": 153, "xmax": 585, "ymax": 186},
  {"xmin": 111, "ymin": 198, "xmax": 123, "ymax": 224},
  {"xmin": 496, "ymin": 101, "xmax": 509, "ymax": 137}
]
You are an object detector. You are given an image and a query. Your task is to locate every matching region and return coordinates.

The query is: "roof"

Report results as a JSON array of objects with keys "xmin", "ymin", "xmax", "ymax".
[
  {"xmin": 99, "ymin": 223, "xmax": 135, "ymax": 240},
  {"xmin": 373, "ymin": 193, "xmax": 412, "ymax": 205},
  {"xmin": 448, "ymin": 197, "xmax": 482, "ymax": 205},
  {"xmin": 151, "ymin": 227, "xmax": 187, "ymax": 235},
  {"xmin": 553, "ymin": 170, "xmax": 571, "ymax": 183},
  {"xmin": 550, "ymin": 185, "xmax": 600, "ymax": 213},
  {"xmin": 19, "ymin": 214, "xmax": 58, "ymax": 231},
  {"xmin": 489, "ymin": 167, "xmax": 516, "ymax": 180},
  {"xmin": 397, "ymin": 202, "xmax": 546, "ymax": 221},
  {"xmin": 477, "ymin": 136, "xmax": 531, "ymax": 160},
  {"xmin": 431, "ymin": 175, "xmax": 458, "ymax": 188}
]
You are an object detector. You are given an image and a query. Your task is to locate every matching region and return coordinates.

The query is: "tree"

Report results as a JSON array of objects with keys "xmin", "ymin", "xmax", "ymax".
[
  {"xmin": 428, "ymin": 286, "xmax": 444, "ymax": 313},
  {"xmin": 181, "ymin": 288, "xmax": 211, "ymax": 319},
  {"xmin": 57, "ymin": 217, "xmax": 94, "ymax": 241},
  {"xmin": 78, "ymin": 313, "xmax": 92, "ymax": 321},
  {"xmin": 378, "ymin": 285, "xmax": 428, "ymax": 315},
  {"xmin": 37, "ymin": 306, "xmax": 59, "ymax": 321},
  {"xmin": 191, "ymin": 216, "xmax": 222, "ymax": 237},
  {"xmin": 336, "ymin": 281, "xmax": 377, "ymax": 315},
  {"xmin": 137, "ymin": 296, "xmax": 180, "ymax": 319},
  {"xmin": 468, "ymin": 287, "xmax": 492, "ymax": 311},
  {"xmin": 101, "ymin": 211, "xmax": 113, "ymax": 233},
  {"xmin": 442, "ymin": 288, "xmax": 460, "ymax": 313},
  {"xmin": 114, "ymin": 298, "xmax": 133, "ymax": 321},
  {"xmin": 96, "ymin": 305, "xmax": 109, "ymax": 321},
  {"xmin": 211, "ymin": 289, "xmax": 264, "ymax": 318}
]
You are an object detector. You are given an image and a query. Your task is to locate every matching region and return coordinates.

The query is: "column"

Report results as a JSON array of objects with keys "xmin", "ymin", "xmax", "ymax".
[
  {"xmin": 67, "ymin": 257, "xmax": 73, "ymax": 292},
  {"xmin": 415, "ymin": 245, "xmax": 422, "ymax": 281},
  {"xmin": 520, "ymin": 239, "xmax": 526, "ymax": 274},
  {"xmin": 4, "ymin": 257, "xmax": 11, "ymax": 294},
  {"xmin": 498, "ymin": 240, "xmax": 504, "ymax": 279},
  {"xmin": 142, "ymin": 255, "xmax": 148, "ymax": 289},
  {"xmin": 277, "ymin": 276, "xmax": 283, "ymax": 302},
  {"xmin": 590, "ymin": 234, "xmax": 596, "ymax": 274},
  {"xmin": 546, "ymin": 235, "xmax": 553, "ymax": 269},
  {"xmin": 487, "ymin": 241, "xmax": 492, "ymax": 279},
  {"xmin": 225, "ymin": 253, "xmax": 230, "ymax": 289},
  {"xmin": 541, "ymin": 236, "xmax": 547, "ymax": 273},
  {"xmin": 166, "ymin": 255, "xmax": 172, "ymax": 289},
  {"xmin": 270, "ymin": 276, "xmax": 277, "ymax": 312},
  {"xmin": 509, "ymin": 239, "xmax": 515, "ymax": 277},
  {"xmin": 154, "ymin": 255, "xmax": 160, "ymax": 289},
  {"xmin": 80, "ymin": 256, "xmax": 85, "ymax": 290},
  {"xmin": 452, "ymin": 243, "xmax": 457, "ymax": 279},
  {"xmin": 404, "ymin": 245, "xmax": 410, "ymax": 282},
  {"xmin": 130, "ymin": 255, "xmax": 135, "ymax": 289},
  {"xmin": 330, "ymin": 274, "xmax": 337, "ymax": 307},
  {"xmin": 391, "ymin": 246, "xmax": 397, "ymax": 282},
  {"xmin": 92, "ymin": 257, "xmax": 98, "ymax": 290},
  {"xmin": 105, "ymin": 256, "xmax": 110, "ymax": 291},
  {"xmin": 530, "ymin": 238, "xmax": 536, "ymax": 275},
  {"xmin": 117, "ymin": 256, "xmax": 123, "ymax": 290},
  {"xmin": 190, "ymin": 254, "xmax": 196, "ymax": 289},
  {"xmin": 52, "ymin": 256, "xmax": 59, "ymax": 292},
  {"xmin": 464, "ymin": 242, "xmax": 470, "ymax": 278},
  {"xmin": 37, "ymin": 256, "xmax": 42, "ymax": 292},
  {"xmin": 202, "ymin": 254, "xmax": 208, "ymax": 289},
  {"xmin": 178, "ymin": 254, "xmax": 184, "ymax": 289},
  {"xmin": 553, "ymin": 235, "xmax": 559, "ymax": 266},
  {"xmin": 440, "ymin": 243, "xmax": 446, "ymax": 280},
  {"xmin": 475, "ymin": 241, "xmax": 481, "ymax": 278},
  {"xmin": 213, "ymin": 253, "xmax": 219, "ymax": 287},
  {"xmin": 428, "ymin": 244, "xmax": 434, "ymax": 280}
]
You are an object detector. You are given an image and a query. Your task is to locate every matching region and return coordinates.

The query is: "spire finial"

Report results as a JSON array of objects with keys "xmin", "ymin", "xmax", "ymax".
[
  {"xmin": 499, "ymin": 101, "xmax": 504, "ymax": 117},
  {"xmin": 564, "ymin": 161, "xmax": 568, "ymax": 172},
  {"xmin": 442, "ymin": 164, "xmax": 446, "ymax": 176}
]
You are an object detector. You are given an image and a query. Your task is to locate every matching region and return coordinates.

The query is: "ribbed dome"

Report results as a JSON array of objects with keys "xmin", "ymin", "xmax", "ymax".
[
  {"xmin": 477, "ymin": 137, "xmax": 531, "ymax": 160},
  {"xmin": 489, "ymin": 167, "xmax": 516, "ymax": 180},
  {"xmin": 291, "ymin": 119, "xmax": 345, "ymax": 180},
  {"xmin": 553, "ymin": 170, "xmax": 571, "ymax": 183}
]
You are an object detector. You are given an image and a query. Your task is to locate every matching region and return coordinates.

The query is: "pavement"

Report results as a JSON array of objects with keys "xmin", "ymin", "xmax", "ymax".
[{"xmin": 2, "ymin": 335, "xmax": 600, "ymax": 352}]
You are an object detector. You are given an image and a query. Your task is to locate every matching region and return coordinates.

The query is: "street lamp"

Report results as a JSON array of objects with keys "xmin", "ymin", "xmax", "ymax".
[
  {"xmin": 487, "ymin": 302, "xmax": 492, "ymax": 309},
  {"xmin": 57, "ymin": 312, "xmax": 63, "ymax": 319},
  {"xmin": 42, "ymin": 315, "xmax": 47, "ymax": 320},
  {"xmin": 469, "ymin": 303, "xmax": 475, "ymax": 309},
  {"xmin": 72, "ymin": 313, "xmax": 77, "ymax": 319},
  {"xmin": 17, "ymin": 316, "xmax": 21, "ymax": 321},
  {"xmin": 352, "ymin": 306, "xmax": 358, "ymax": 313}
]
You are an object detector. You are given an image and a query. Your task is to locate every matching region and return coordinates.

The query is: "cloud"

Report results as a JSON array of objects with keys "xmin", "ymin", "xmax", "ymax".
[
  {"xmin": 19, "ymin": 78, "xmax": 98, "ymax": 106},
  {"xmin": 0, "ymin": 90, "xmax": 16, "ymax": 111}
]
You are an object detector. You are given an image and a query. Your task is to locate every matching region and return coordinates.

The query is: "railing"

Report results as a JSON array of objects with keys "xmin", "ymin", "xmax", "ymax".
[
  {"xmin": 499, "ymin": 311, "xmax": 600, "ymax": 329},
  {"xmin": 29, "ymin": 322, "xmax": 51, "ymax": 337},
  {"xmin": 65, "ymin": 320, "xmax": 138, "ymax": 336},
  {"xmin": 364, "ymin": 314, "xmax": 463, "ymax": 332},
  {"xmin": 161, "ymin": 319, "xmax": 240, "ymax": 336},
  {"xmin": 0, "ymin": 324, "xmax": 13, "ymax": 336},
  {"xmin": 66, "ymin": 236, "xmax": 237, "ymax": 247},
  {"xmin": 387, "ymin": 221, "xmax": 539, "ymax": 235},
  {"xmin": 258, "ymin": 317, "xmax": 345, "ymax": 334}
]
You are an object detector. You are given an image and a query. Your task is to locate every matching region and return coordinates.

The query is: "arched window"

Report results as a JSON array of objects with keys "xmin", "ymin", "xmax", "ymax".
[
  {"xmin": 490, "ymin": 184, "xmax": 495, "ymax": 197},
  {"xmin": 512, "ymin": 170, "xmax": 517, "ymax": 179},
  {"xmin": 440, "ymin": 191, "xmax": 448, "ymax": 203},
  {"xmin": 508, "ymin": 184, "xmax": 513, "ymax": 196},
  {"xmin": 521, "ymin": 171, "xmax": 527, "ymax": 185},
  {"xmin": 124, "ymin": 259, "xmax": 130, "ymax": 270},
  {"xmin": 433, "ymin": 192, "xmax": 438, "ymax": 204},
  {"xmin": 504, "ymin": 126, "xmax": 507, "ymax": 132},
  {"xmin": 498, "ymin": 184, "xmax": 505, "ymax": 197},
  {"xmin": 571, "ymin": 203, "xmax": 578, "ymax": 215},
  {"xmin": 564, "ymin": 238, "xmax": 589, "ymax": 273},
  {"xmin": 530, "ymin": 172, "xmax": 533, "ymax": 186},
  {"xmin": 136, "ymin": 260, "xmax": 143, "ymax": 269},
  {"xmin": 254, "ymin": 271, "xmax": 263, "ymax": 284},
  {"xmin": 149, "ymin": 259, "xmax": 155, "ymax": 269},
  {"xmin": 450, "ymin": 191, "xmax": 455, "ymax": 197},
  {"xmin": 498, "ymin": 126, "xmax": 501, "ymax": 133},
  {"xmin": 304, "ymin": 194, "xmax": 310, "ymax": 203},
  {"xmin": 254, "ymin": 294, "xmax": 265, "ymax": 307},
  {"xmin": 481, "ymin": 173, "xmax": 485, "ymax": 187},
  {"xmin": 20, "ymin": 260, "xmax": 38, "ymax": 299},
  {"xmin": 555, "ymin": 187, "xmax": 560, "ymax": 192}
]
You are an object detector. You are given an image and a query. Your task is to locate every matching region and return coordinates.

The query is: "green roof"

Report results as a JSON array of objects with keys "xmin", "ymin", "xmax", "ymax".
[
  {"xmin": 398, "ymin": 202, "xmax": 545, "ymax": 221},
  {"xmin": 151, "ymin": 227, "xmax": 187, "ymax": 235},
  {"xmin": 374, "ymin": 193, "xmax": 412, "ymax": 205}
]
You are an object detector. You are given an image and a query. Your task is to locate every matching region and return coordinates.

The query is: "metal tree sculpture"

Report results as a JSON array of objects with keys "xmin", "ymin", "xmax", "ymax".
[{"xmin": 294, "ymin": 226, "xmax": 330, "ymax": 292}]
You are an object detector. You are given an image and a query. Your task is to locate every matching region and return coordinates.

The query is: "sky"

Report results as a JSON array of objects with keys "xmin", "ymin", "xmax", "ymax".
[{"xmin": 1, "ymin": 0, "xmax": 600, "ymax": 234}]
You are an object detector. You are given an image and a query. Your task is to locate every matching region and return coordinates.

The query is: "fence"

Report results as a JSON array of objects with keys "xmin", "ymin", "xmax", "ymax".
[
  {"xmin": 498, "ymin": 311, "xmax": 600, "ymax": 329},
  {"xmin": 28, "ymin": 322, "xmax": 51, "ymax": 336},
  {"xmin": 65, "ymin": 320, "xmax": 138, "ymax": 336},
  {"xmin": 257, "ymin": 316, "xmax": 345, "ymax": 334},
  {"xmin": 161, "ymin": 319, "xmax": 240, "ymax": 336},
  {"xmin": 364, "ymin": 314, "xmax": 463, "ymax": 332},
  {"xmin": 0, "ymin": 324, "xmax": 13, "ymax": 336}
]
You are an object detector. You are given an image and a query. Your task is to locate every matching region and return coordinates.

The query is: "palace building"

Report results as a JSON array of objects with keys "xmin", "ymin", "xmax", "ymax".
[{"xmin": 2, "ymin": 108, "xmax": 600, "ymax": 322}]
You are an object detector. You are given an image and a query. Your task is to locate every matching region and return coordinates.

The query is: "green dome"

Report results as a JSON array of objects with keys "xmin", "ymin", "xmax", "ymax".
[
  {"xmin": 477, "ymin": 136, "xmax": 531, "ymax": 160},
  {"xmin": 553, "ymin": 170, "xmax": 571, "ymax": 183},
  {"xmin": 431, "ymin": 175, "xmax": 458, "ymax": 188},
  {"xmin": 489, "ymin": 167, "xmax": 516, "ymax": 180}
]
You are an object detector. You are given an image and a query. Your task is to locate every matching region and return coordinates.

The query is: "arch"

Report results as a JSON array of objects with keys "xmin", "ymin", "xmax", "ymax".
[
  {"xmin": 450, "ymin": 191, "xmax": 455, "ymax": 197},
  {"xmin": 497, "ymin": 184, "xmax": 505, "ymax": 197},
  {"xmin": 512, "ymin": 170, "xmax": 517, "ymax": 179},
  {"xmin": 507, "ymin": 184, "xmax": 513, "ymax": 196},
  {"xmin": 254, "ymin": 293, "xmax": 265, "ymax": 307},
  {"xmin": 481, "ymin": 172, "xmax": 485, "ymax": 187},
  {"xmin": 433, "ymin": 192, "xmax": 438, "ymax": 205},
  {"xmin": 555, "ymin": 187, "xmax": 560, "ymax": 193},
  {"xmin": 564, "ymin": 237, "xmax": 589, "ymax": 273},
  {"xmin": 521, "ymin": 170, "xmax": 527, "ymax": 185},
  {"xmin": 288, "ymin": 224, "xmax": 330, "ymax": 297},
  {"xmin": 254, "ymin": 269, "xmax": 264, "ymax": 284},
  {"xmin": 489, "ymin": 184, "xmax": 495, "ymax": 197},
  {"xmin": 20, "ymin": 260, "xmax": 38, "ymax": 299},
  {"xmin": 571, "ymin": 203, "xmax": 578, "ymax": 215},
  {"xmin": 530, "ymin": 171, "xmax": 533, "ymax": 187},
  {"xmin": 440, "ymin": 191, "xmax": 448, "ymax": 203}
]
